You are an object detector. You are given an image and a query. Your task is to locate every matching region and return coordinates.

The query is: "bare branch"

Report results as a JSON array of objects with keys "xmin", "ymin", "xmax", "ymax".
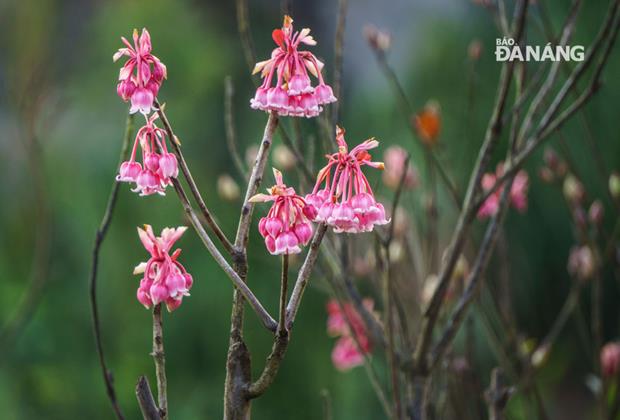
[
  {"xmin": 155, "ymin": 100, "xmax": 235, "ymax": 255},
  {"xmin": 224, "ymin": 77, "xmax": 248, "ymax": 179},
  {"xmin": 151, "ymin": 304, "xmax": 167, "ymax": 419}
]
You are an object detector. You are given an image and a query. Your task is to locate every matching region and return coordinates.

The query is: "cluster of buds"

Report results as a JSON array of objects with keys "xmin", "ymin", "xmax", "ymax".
[
  {"xmin": 305, "ymin": 127, "xmax": 390, "ymax": 233},
  {"xmin": 114, "ymin": 28, "xmax": 167, "ymax": 115},
  {"xmin": 538, "ymin": 147, "xmax": 568, "ymax": 183},
  {"xmin": 252, "ymin": 169, "xmax": 317, "ymax": 255},
  {"xmin": 382, "ymin": 146, "xmax": 418, "ymax": 190},
  {"xmin": 251, "ymin": 16, "xmax": 336, "ymax": 117},
  {"xmin": 134, "ymin": 225, "xmax": 193, "ymax": 311},
  {"xmin": 326, "ymin": 299, "xmax": 374, "ymax": 371},
  {"xmin": 478, "ymin": 163, "xmax": 529, "ymax": 219},
  {"xmin": 116, "ymin": 113, "xmax": 178, "ymax": 196}
]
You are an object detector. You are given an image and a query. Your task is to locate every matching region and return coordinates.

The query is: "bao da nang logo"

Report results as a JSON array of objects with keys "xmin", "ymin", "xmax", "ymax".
[{"xmin": 495, "ymin": 37, "xmax": 585, "ymax": 62}]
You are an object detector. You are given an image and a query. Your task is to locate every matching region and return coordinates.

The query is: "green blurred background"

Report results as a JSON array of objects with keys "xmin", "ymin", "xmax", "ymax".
[{"xmin": 0, "ymin": 0, "xmax": 619, "ymax": 418}]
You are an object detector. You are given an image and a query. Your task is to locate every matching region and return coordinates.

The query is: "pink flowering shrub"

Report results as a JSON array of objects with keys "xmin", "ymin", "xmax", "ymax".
[
  {"xmin": 133, "ymin": 225, "xmax": 193, "ymax": 312},
  {"xmin": 113, "ymin": 28, "xmax": 167, "ymax": 115},
  {"xmin": 305, "ymin": 127, "xmax": 390, "ymax": 233},
  {"xmin": 250, "ymin": 16, "xmax": 336, "ymax": 117},
  {"xmin": 326, "ymin": 299, "xmax": 374, "ymax": 371},
  {"xmin": 251, "ymin": 168, "xmax": 316, "ymax": 255}
]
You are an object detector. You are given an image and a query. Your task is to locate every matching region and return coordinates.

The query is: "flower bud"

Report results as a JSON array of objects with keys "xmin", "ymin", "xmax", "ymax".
[
  {"xmin": 413, "ymin": 100, "xmax": 441, "ymax": 147},
  {"xmin": 601, "ymin": 342, "xmax": 620, "ymax": 377},
  {"xmin": 217, "ymin": 174, "xmax": 240, "ymax": 202},
  {"xmin": 609, "ymin": 172, "xmax": 620, "ymax": 200},
  {"xmin": 588, "ymin": 200, "xmax": 604, "ymax": 226},
  {"xmin": 538, "ymin": 167, "xmax": 555, "ymax": 183},
  {"xmin": 567, "ymin": 245, "xmax": 596, "ymax": 282},
  {"xmin": 563, "ymin": 174, "xmax": 584, "ymax": 204},
  {"xmin": 531, "ymin": 344, "xmax": 550, "ymax": 368},
  {"xmin": 364, "ymin": 25, "xmax": 391, "ymax": 52},
  {"xmin": 468, "ymin": 39, "xmax": 482, "ymax": 61},
  {"xmin": 543, "ymin": 147, "xmax": 559, "ymax": 171}
]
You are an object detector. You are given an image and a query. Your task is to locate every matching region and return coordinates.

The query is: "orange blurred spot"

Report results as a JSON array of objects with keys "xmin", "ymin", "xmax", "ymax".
[{"xmin": 413, "ymin": 101, "xmax": 441, "ymax": 147}]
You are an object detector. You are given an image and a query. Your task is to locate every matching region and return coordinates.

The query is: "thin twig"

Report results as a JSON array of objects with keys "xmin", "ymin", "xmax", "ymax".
[
  {"xmin": 236, "ymin": 0, "xmax": 255, "ymax": 74},
  {"xmin": 152, "ymin": 304, "xmax": 167, "ymax": 419},
  {"xmin": 332, "ymin": 0, "xmax": 348, "ymax": 130},
  {"xmin": 155, "ymin": 100, "xmax": 234, "ymax": 255},
  {"xmin": 286, "ymin": 224, "xmax": 328, "ymax": 328},
  {"xmin": 89, "ymin": 114, "xmax": 134, "ymax": 420},
  {"xmin": 278, "ymin": 254, "xmax": 289, "ymax": 334}
]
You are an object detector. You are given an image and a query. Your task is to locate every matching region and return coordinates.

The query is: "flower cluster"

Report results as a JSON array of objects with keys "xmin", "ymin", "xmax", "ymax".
[
  {"xmin": 305, "ymin": 127, "xmax": 390, "ymax": 233},
  {"xmin": 478, "ymin": 164, "xmax": 529, "ymax": 219},
  {"xmin": 326, "ymin": 299, "xmax": 374, "ymax": 371},
  {"xmin": 252, "ymin": 168, "xmax": 317, "ymax": 255},
  {"xmin": 134, "ymin": 225, "xmax": 193, "ymax": 312},
  {"xmin": 116, "ymin": 113, "xmax": 178, "ymax": 196},
  {"xmin": 250, "ymin": 15, "xmax": 336, "ymax": 117},
  {"xmin": 114, "ymin": 28, "xmax": 167, "ymax": 115}
]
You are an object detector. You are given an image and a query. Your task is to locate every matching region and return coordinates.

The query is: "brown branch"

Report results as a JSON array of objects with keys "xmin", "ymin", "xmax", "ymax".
[
  {"xmin": 151, "ymin": 304, "xmax": 167, "ymax": 419},
  {"xmin": 154, "ymin": 100, "xmax": 234, "ymax": 255},
  {"xmin": 286, "ymin": 223, "xmax": 328, "ymax": 328},
  {"xmin": 172, "ymin": 179, "xmax": 277, "ymax": 331},
  {"xmin": 278, "ymin": 254, "xmax": 289, "ymax": 334},
  {"xmin": 136, "ymin": 375, "xmax": 161, "ymax": 420},
  {"xmin": 332, "ymin": 0, "xmax": 348, "ymax": 129},
  {"xmin": 89, "ymin": 113, "xmax": 134, "ymax": 420}
]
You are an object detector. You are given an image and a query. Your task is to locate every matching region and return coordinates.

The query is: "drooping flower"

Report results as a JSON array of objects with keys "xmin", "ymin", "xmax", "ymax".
[
  {"xmin": 116, "ymin": 113, "xmax": 178, "ymax": 196},
  {"xmin": 133, "ymin": 225, "xmax": 193, "ymax": 312},
  {"xmin": 326, "ymin": 299, "xmax": 374, "ymax": 371},
  {"xmin": 250, "ymin": 15, "xmax": 336, "ymax": 117},
  {"xmin": 478, "ymin": 164, "xmax": 529, "ymax": 219},
  {"xmin": 382, "ymin": 146, "xmax": 418, "ymax": 190},
  {"xmin": 113, "ymin": 28, "xmax": 167, "ymax": 115},
  {"xmin": 305, "ymin": 127, "xmax": 390, "ymax": 233},
  {"xmin": 251, "ymin": 168, "xmax": 316, "ymax": 255}
]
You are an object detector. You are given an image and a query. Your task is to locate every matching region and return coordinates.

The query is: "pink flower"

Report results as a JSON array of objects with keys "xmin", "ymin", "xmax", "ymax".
[
  {"xmin": 326, "ymin": 299, "xmax": 374, "ymax": 371},
  {"xmin": 251, "ymin": 168, "xmax": 315, "ymax": 255},
  {"xmin": 116, "ymin": 113, "xmax": 178, "ymax": 196},
  {"xmin": 113, "ymin": 28, "xmax": 167, "ymax": 115},
  {"xmin": 133, "ymin": 225, "xmax": 193, "ymax": 311},
  {"xmin": 478, "ymin": 164, "xmax": 529, "ymax": 219},
  {"xmin": 601, "ymin": 342, "xmax": 620, "ymax": 377},
  {"xmin": 306, "ymin": 127, "xmax": 390, "ymax": 233},
  {"xmin": 382, "ymin": 146, "xmax": 418, "ymax": 190},
  {"xmin": 250, "ymin": 15, "xmax": 336, "ymax": 118}
]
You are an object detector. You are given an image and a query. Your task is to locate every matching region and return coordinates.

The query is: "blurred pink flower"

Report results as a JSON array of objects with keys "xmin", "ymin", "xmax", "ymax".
[
  {"xmin": 601, "ymin": 342, "xmax": 620, "ymax": 377},
  {"xmin": 251, "ymin": 168, "xmax": 316, "ymax": 255},
  {"xmin": 305, "ymin": 127, "xmax": 390, "ymax": 233},
  {"xmin": 134, "ymin": 225, "xmax": 193, "ymax": 312},
  {"xmin": 478, "ymin": 164, "xmax": 529, "ymax": 219},
  {"xmin": 114, "ymin": 28, "xmax": 167, "ymax": 115},
  {"xmin": 326, "ymin": 299, "xmax": 374, "ymax": 371},
  {"xmin": 250, "ymin": 15, "xmax": 336, "ymax": 117},
  {"xmin": 382, "ymin": 146, "xmax": 418, "ymax": 190},
  {"xmin": 117, "ymin": 113, "xmax": 178, "ymax": 196}
]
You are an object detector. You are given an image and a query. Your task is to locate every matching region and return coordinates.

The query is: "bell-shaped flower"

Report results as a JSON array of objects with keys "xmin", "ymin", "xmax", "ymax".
[
  {"xmin": 133, "ymin": 225, "xmax": 193, "ymax": 311},
  {"xmin": 116, "ymin": 113, "xmax": 178, "ymax": 196},
  {"xmin": 251, "ymin": 168, "xmax": 315, "ymax": 255},
  {"xmin": 113, "ymin": 28, "xmax": 167, "ymax": 115},
  {"xmin": 250, "ymin": 15, "xmax": 336, "ymax": 118},
  {"xmin": 305, "ymin": 126, "xmax": 390, "ymax": 233}
]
